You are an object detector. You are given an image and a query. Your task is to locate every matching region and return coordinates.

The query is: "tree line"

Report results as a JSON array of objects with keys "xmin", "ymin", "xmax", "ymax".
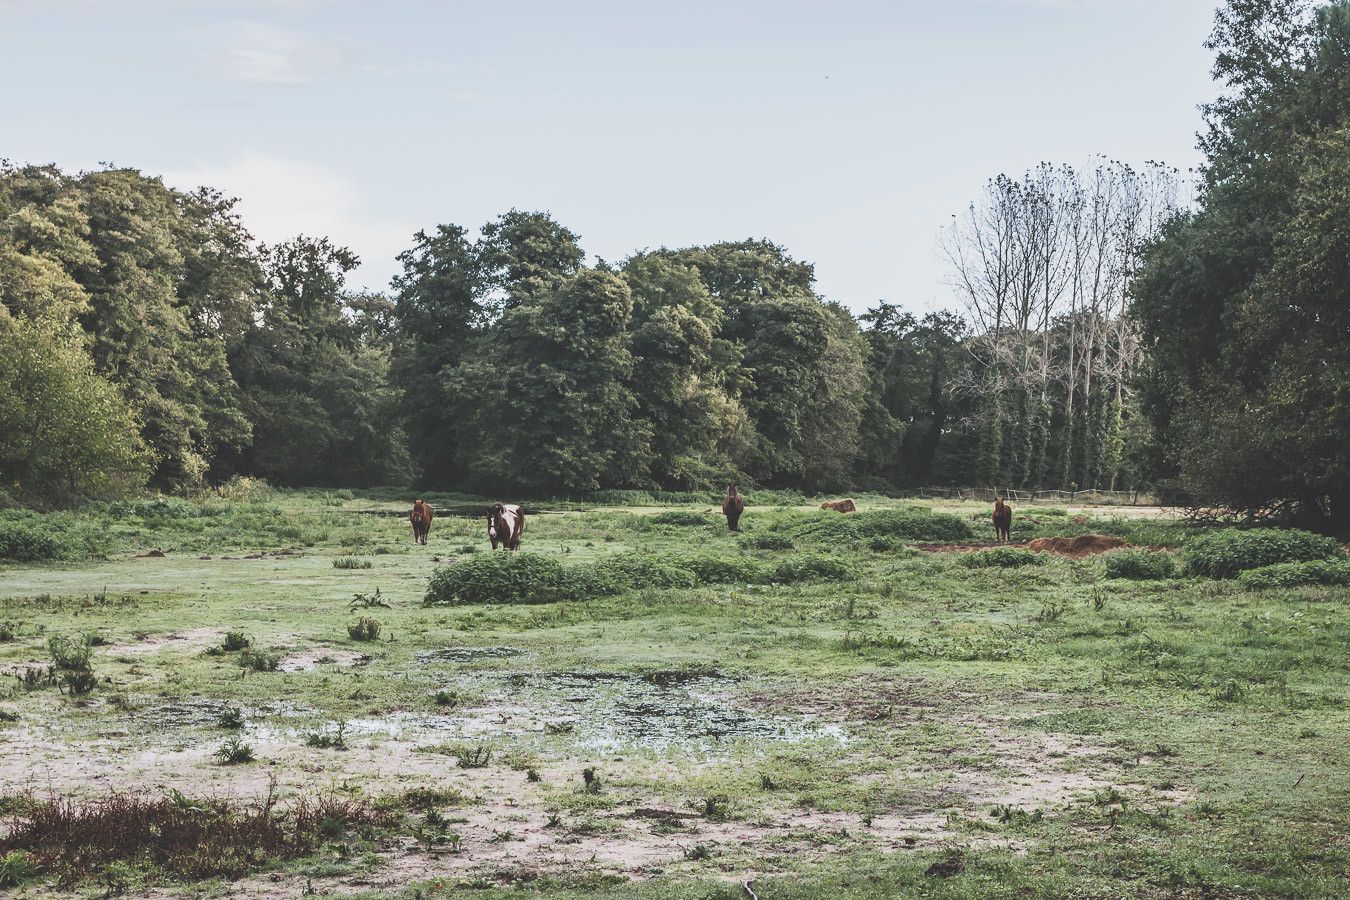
[{"xmin": 2, "ymin": 0, "xmax": 1346, "ymax": 527}]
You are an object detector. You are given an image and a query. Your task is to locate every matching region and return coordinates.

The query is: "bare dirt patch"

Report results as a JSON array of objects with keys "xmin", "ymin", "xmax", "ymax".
[
  {"xmin": 916, "ymin": 535, "xmax": 1131, "ymax": 558},
  {"xmin": 101, "ymin": 627, "xmax": 223, "ymax": 657},
  {"xmin": 1027, "ymin": 534, "xmax": 1127, "ymax": 558},
  {"xmin": 277, "ymin": 646, "xmax": 370, "ymax": 672}
]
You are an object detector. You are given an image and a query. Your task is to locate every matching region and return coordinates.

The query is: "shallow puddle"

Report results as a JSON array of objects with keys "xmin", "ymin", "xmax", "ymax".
[
  {"xmin": 112, "ymin": 673, "xmax": 845, "ymax": 756},
  {"xmin": 495, "ymin": 671, "xmax": 848, "ymax": 754},
  {"xmin": 416, "ymin": 646, "xmax": 524, "ymax": 663}
]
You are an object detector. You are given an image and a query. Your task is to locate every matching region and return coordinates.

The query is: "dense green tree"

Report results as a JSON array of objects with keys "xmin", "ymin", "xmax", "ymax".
[
  {"xmin": 229, "ymin": 237, "xmax": 410, "ymax": 486},
  {"xmin": 0, "ymin": 314, "xmax": 150, "ymax": 505},
  {"xmin": 451, "ymin": 270, "xmax": 651, "ymax": 493},
  {"xmin": 622, "ymin": 254, "xmax": 738, "ymax": 486},
  {"xmin": 476, "ymin": 210, "xmax": 585, "ymax": 312},
  {"xmin": 1132, "ymin": 0, "xmax": 1350, "ymax": 526}
]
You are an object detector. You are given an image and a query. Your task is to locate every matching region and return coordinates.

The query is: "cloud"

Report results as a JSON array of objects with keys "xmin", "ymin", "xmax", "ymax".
[
  {"xmin": 218, "ymin": 20, "xmax": 341, "ymax": 86},
  {"xmin": 161, "ymin": 153, "xmax": 408, "ymax": 290}
]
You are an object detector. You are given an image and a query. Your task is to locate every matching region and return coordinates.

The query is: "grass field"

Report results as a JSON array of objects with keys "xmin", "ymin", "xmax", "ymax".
[{"xmin": 0, "ymin": 492, "xmax": 1346, "ymax": 898}]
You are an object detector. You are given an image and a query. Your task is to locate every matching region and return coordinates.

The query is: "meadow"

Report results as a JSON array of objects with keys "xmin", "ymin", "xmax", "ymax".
[{"xmin": 0, "ymin": 489, "xmax": 1346, "ymax": 898}]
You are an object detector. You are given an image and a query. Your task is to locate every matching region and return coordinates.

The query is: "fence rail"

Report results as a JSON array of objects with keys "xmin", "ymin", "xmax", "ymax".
[{"xmin": 906, "ymin": 486, "xmax": 1154, "ymax": 505}]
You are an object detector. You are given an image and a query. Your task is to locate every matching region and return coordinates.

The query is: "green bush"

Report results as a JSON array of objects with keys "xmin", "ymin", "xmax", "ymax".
[
  {"xmin": 770, "ymin": 554, "xmax": 854, "ymax": 583},
  {"xmin": 425, "ymin": 553, "xmax": 567, "ymax": 605},
  {"xmin": 0, "ymin": 523, "xmax": 60, "ymax": 562},
  {"xmin": 960, "ymin": 548, "xmax": 1045, "ymax": 569},
  {"xmin": 745, "ymin": 533, "xmax": 793, "ymax": 551},
  {"xmin": 1183, "ymin": 528, "xmax": 1344, "ymax": 578},
  {"xmin": 425, "ymin": 544, "xmax": 858, "ymax": 605},
  {"xmin": 650, "ymin": 510, "xmax": 711, "ymax": 527},
  {"xmin": 590, "ymin": 554, "xmax": 698, "ymax": 591},
  {"xmin": 780, "ymin": 507, "xmax": 973, "ymax": 547},
  {"xmin": 1103, "ymin": 549, "xmax": 1178, "ymax": 581},
  {"xmin": 669, "ymin": 553, "xmax": 767, "ymax": 584},
  {"xmin": 1237, "ymin": 559, "xmax": 1350, "ymax": 589},
  {"xmin": 855, "ymin": 509, "xmax": 974, "ymax": 543}
]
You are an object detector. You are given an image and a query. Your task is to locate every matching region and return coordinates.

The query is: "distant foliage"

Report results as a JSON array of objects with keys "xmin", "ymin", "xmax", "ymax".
[
  {"xmin": 853, "ymin": 509, "xmax": 975, "ymax": 542},
  {"xmin": 1103, "ymin": 550, "xmax": 1178, "ymax": 581},
  {"xmin": 1182, "ymin": 528, "xmax": 1344, "ymax": 578},
  {"xmin": 650, "ymin": 511, "xmax": 711, "ymax": 527},
  {"xmin": 961, "ymin": 548, "xmax": 1045, "ymax": 569},
  {"xmin": 214, "ymin": 476, "xmax": 277, "ymax": 502},
  {"xmin": 779, "ymin": 507, "xmax": 974, "ymax": 547},
  {"xmin": 1237, "ymin": 559, "xmax": 1350, "ymax": 590}
]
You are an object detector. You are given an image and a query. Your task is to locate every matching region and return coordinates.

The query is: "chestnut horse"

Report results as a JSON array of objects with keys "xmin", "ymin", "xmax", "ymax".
[
  {"xmin": 722, "ymin": 484, "xmax": 745, "ymax": 532},
  {"xmin": 488, "ymin": 503, "xmax": 525, "ymax": 550},
  {"xmin": 410, "ymin": 499, "xmax": 434, "ymax": 545},
  {"xmin": 992, "ymin": 497, "xmax": 1012, "ymax": 542}
]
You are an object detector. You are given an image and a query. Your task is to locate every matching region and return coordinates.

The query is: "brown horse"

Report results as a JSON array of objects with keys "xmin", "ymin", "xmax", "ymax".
[
  {"xmin": 488, "ymin": 503, "xmax": 525, "ymax": 550},
  {"xmin": 722, "ymin": 484, "xmax": 745, "ymax": 532},
  {"xmin": 992, "ymin": 497, "xmax": 1012, "ymax": 542},
  {"xmin": 410, "ymin": 499, "xmax": 434, "ymax": 545}
]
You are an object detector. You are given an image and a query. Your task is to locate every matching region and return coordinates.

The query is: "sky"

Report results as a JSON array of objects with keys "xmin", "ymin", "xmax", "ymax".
[{"xmin": 0, "ymin": 0, "xmax": 1218, "ymax": 315}]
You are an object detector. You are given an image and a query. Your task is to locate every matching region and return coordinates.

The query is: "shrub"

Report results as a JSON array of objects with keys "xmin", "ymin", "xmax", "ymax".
[
  {"xmin": 650, "ymin": 510, "xmax": 710, "ymax": 527},
  {"xmin": 238, "ymin": 649, "xmax": 280, "ymax": 672},
  {"xmin": 0, "ymin": 791, "xmax": 390, "ymax": 884},
  {"xmin": 745, "ymin": 533, "xmax": 793, "ymax": 551},
  {"xmin": 779, "ymin": 507, "xmax": 974, "ymax": 547},
  {"xmin": 47, "ymin": 635, "xmax": 93, "ymax": 672},
  {"xmin": 672, "ymin": 553, "xmax": 767, "ymax": 584},
  {"xmin": 853, "ymin": 509, "xmax": 975, "ymax": 543},
  {"xmin": 589, "ymin": 555, "xmax": 697, "ymax": 591},
  {"xmin": 59, "ymin": 670, "xmax": 98, "ymax": 696},
  {"xmin": 215, "ymin": 475, "xmax": 276, "ymax": 502},
  {"xmin": 961, "ymin": 548, "xmax": 1045, "ymax": 569},
  {"xmin": 425, "ymin": 553, "xmax": 567, "ymax": 606},
  {"xmin": 1103, "ymin": 550, "xmax": 1178, "ymax": 581},
  {"xmin": 214, "ymin": 737, "xmax": 255, "ymax": 764},
  {"xmin": 0, "ymin": 524, "xmax": 60, "ymax": 563},
  {"xmin": 770, "ymin": 554, "xmax": 853, "ymax": 583},
  {"xmin": 1183, "ymin": 528, "xmax": 1344, "ymax": 578},
  {"xmin": 347, "ymin": 617, "xmax": 381, "ymax": 641},
  {"xmin": 217, "ymin": 707, "xmax": 245, "ymax": 730},
  {"xmin": 333, "ymin": 557, "xmax": 372, "ymax": 570},
  {"xmin": 0, "ymin": 850, "xmax": 37, "ymax": 888},
  {"xmin": 1238, "ymin": 559, "xmax": 1350, "ymax": 589},
  {"xmin": 220, "ymin": 632, "xmax": 251, "ymax": 652}
]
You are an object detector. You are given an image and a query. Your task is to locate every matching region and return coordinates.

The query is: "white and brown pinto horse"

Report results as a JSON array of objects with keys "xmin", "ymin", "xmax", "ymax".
[
  {"xmin": 487, "ymin": 503, "xmax": 525, "ymax": 550},
  {"xmin": 410, "ymin": 499, "xmax": 434, "ymax": 545}
]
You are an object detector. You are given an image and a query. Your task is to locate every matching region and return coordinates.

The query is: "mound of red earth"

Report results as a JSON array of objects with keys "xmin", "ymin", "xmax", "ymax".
[{"xmin": 1027, "ymin": 534, "xmax": 1127, "ymax": 558}]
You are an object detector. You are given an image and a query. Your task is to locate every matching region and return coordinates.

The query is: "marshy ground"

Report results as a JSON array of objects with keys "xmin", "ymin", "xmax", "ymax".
[{"xmin": 0, "ymin": 492, "xmax": 1346, "ymax": 898}]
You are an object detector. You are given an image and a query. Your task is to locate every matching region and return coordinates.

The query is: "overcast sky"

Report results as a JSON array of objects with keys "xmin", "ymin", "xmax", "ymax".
[{"xmin": 1, "ymin": 0, "xmax": 1217, "ymax": 314}]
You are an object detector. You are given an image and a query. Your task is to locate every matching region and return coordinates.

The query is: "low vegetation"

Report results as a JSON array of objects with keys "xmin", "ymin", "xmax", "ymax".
[
  {"xmin": 1102, "ymin": 549, "xmax": 1178, "ymax": 581},
  {"xmin": 1183, "ymin": 528, "xmax": 1345, "ymax": 578},
  {"xmin": 0, "ymin": 790, "xmax": 391, "ymax": 886},
  {"xmin": 0, "ymin": 489, "xmax": 1345, "ymax": 898},
  {"xmin": 960, "ymin": 547, "xmax": 1044, "ymax": 569},
  {"xmin": 1238, "ymin": 558, "xmax": 1350, "ymax": 589}
]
